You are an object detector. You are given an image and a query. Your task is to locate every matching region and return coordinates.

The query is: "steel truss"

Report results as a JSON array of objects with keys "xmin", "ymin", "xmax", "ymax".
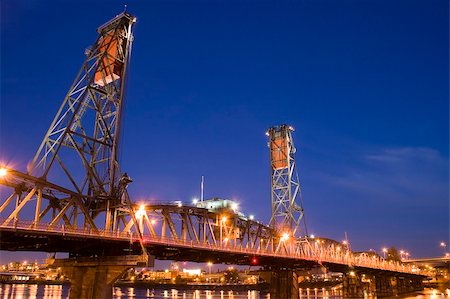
[
  {"xmin": 267, "ymin": 125, "xmax": 307, "ymax": 238},
  {"xmin": 0, "ymin": 12, "xmax": 147, "ymax": 255},
  {"xmin": 0, "ymin": 193, "xmax": 417, "ymax": 274}
]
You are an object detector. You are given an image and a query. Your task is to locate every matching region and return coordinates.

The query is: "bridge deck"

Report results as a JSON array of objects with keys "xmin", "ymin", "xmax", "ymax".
[{"xmin": 0, "ymin": 219, "xmax": 423, "ymax": 277}]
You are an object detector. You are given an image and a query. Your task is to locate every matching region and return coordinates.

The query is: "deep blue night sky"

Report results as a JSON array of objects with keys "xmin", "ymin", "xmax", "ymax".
[{"xmin": 0, "ymin": 0, "xmax": 448, "ymax": 264}]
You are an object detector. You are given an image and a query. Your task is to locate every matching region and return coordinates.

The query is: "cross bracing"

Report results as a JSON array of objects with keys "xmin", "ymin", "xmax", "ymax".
[
  {"xmin": 0, "ymin": 170, "xmax": 420, "ymax": 274},
  {"xmin": 267, "ymin": 125, "xmax": 307, "ymax": 238}
]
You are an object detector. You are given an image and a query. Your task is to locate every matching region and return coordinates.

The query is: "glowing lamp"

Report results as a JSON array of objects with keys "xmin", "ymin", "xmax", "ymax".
[{"xmin": 281, "ymin": 233, "xmax": 290, "ymax": 242}]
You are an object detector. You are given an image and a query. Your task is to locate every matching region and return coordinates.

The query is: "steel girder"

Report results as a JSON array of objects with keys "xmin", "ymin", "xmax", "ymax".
[{"xmin": 0, "ymin": 191, "xmax": 420, "ymax": 274}]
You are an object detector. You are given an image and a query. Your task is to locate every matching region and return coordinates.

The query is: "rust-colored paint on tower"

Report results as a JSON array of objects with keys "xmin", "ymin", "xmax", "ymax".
[
  {"xmin": 94, "ymin": 30, "xmax": 123, "ymax": 86},
  {"xmin": 271, "ymin": 136, "xmax": 288, "ymax": 170}
]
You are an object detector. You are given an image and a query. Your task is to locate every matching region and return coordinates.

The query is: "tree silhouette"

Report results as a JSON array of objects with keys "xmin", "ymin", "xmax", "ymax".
[
  {"xmin": 224, "ymin": 268, "xmax": 239, "ymax": 283},
  {"xmin": 386, "ymin": 247, "xmax": 401, "ymax": 262}
]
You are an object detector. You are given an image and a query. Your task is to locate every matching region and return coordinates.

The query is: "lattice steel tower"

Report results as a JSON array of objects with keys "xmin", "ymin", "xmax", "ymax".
[
  {"xmin": 267, "ymin": 124, "xmax": 307, "ymax": 238},
  {"xmin": 28, "ymin": 12, "xmax": 137, "ymax": 232}
]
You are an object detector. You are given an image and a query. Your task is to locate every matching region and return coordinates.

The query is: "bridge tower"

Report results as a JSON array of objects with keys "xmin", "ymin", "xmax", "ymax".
[
  {"xmin": 0, "ymin": 12, "xmax": 150, "ymax": 298},
  {"xmin": 267, "ymin": 124, "xmax": 307, "ymax": 238},
  {"xmin": 25, "ymin": 12, "xmax": 140, "ymax": 236}
]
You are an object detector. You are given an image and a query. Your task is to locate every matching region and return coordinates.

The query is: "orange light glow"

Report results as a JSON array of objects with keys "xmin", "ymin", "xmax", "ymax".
[{"xmin": 281, "ymin": 233, "xmax": 290, "ymax": 242}]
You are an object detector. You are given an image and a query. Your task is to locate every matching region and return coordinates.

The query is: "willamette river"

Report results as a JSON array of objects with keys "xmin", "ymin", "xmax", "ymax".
[{"xmin": 0, "ymin": 284, "xmax": 448, "ymax": 298}]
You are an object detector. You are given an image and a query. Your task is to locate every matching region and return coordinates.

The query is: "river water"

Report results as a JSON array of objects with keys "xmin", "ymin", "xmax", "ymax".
[{"xmin": 0, "ymin": 284, "xmax": 448, "ymax": 298}]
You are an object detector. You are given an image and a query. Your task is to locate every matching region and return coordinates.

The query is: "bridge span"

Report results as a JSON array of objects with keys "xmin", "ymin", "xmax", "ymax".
[
  {"xmin": 0, "ymin": 168, "xmax": 428, "ymax": 297},
  {"xmin": 0, "ymin": 200, "xmax": 419, "ymax": 277},
  {"xmin": 0, "ymin": 170, "xmax": 427, "ymax": 298},
  {"xmin": 0, "ymin": 202, "xmax": 427, "ymax": 298}
]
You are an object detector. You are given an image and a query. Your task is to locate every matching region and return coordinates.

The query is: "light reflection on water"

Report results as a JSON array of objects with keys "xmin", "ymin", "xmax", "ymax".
[
  {"xmin": 0, "ymin": 284, "xmax": 69, "ymax": 299},
  {"xmin": 0, "ymin": 284, "xmax": 449, "ymax": 298},
  {"xmin": 299, "ymin": 287, "xmax": 343, "ymax": 298},
  {"xmin": 0, "ymin": 284, "xmax": 266, "ymax": 299},
  {"xmin": 112, "ymin": 287, "xmax": 267, "ymax": 299}
]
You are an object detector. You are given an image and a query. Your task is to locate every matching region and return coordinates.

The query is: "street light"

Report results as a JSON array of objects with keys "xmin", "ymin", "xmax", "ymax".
[
  {"xmin": 0, "ymin": 167, "xmax": 7, "ymax": 177},
  {"xmin": 136, "ymin": 205, "xmax": 145, "ymax": 233},
  {"xmin": 136, "ymin": 205, "xmax": 145, "ymax": 218},
  {"xmin": 382, "ymin": 247, "xmax": 388, "ymax": 259},
  {"xmin": 281, "ymin": 233, "xmax": 290, "ymax": 242},
  {"xmin": 207, "ymin": 262, "xmax": 213, "ymax": 275},
  {"xmin": 440, "ymin": 242, "xmax": 447, "ymax": 256}
]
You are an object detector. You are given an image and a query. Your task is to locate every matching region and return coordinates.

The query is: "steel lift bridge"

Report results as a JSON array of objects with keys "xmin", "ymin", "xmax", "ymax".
[{"xmin": 0, "ymin": 12, "xmax": 425, "ymax": 299}]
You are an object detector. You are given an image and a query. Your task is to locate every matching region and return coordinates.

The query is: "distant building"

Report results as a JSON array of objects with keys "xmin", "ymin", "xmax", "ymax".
[{"xmin": 195, "ymin": 198, "xmax": 240, "ymax": 213}]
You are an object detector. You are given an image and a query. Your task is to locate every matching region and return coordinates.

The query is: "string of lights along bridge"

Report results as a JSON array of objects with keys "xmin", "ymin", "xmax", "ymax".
[{"xmin": 0, "ymin": 11, "xmax": 434, "ymax": 299}]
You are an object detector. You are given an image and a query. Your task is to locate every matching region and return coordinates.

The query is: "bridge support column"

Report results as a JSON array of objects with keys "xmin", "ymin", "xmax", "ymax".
[
  {"xmin": 391, "ymin": 276, "xmax": 399, "ymax": 296},
  {"xmin": 375, "ymin": 275, "xmax": 393, "ymax": 297},
  {"xmin": 411, "ymin": 276, "xmax": 424, "ymax": 292},
  {"xmin": 395, "ymin": 276, "xmax": 421, "ymax": 294},
  {"xmin": 269, "ymin": 269, "xmax": 299, "ymax": 299},
  {"xmin": 342, "ymin": 273, "xmax": 363, "ymax": 298},
  {"xmin": 376, "ymin": 275, "xmax": 407, "ymax": 297},
  {"xmin": 49, "ymin": 255, "xmax": 153, "ymax": 299},
  {"xmin": 362, "ymin": 274, "xmax": 377, "ymax": 297}
]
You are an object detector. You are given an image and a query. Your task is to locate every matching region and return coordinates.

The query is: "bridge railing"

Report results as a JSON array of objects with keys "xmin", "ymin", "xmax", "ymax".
[{"xmin": 0, "ymin": 218, "xmax": 418, "ymax": 275}]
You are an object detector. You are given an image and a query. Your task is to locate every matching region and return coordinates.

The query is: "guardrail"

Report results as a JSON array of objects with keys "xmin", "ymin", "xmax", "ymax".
[{"xmin": 0, "ymin": 218, "xmax": 422, "ymax": 275}]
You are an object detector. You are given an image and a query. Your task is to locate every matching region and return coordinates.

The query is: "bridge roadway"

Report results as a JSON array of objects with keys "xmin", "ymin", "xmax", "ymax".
[
  {"xmin": 0, "ymin": 205, "xmax": 420, "ymax": 277},
  {"xmin": 0, "ymin": 194, "xmax": 428, "ymax": 298},
  {"xmin": 403, "ymin": 257, "xmax": 450, "ymax": 267}
]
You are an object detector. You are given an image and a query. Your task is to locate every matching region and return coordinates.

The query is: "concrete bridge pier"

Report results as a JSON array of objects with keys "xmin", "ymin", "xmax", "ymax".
[
  {"xmin": 342, "ymin": 273, "xmax": 364, "ymax": 298},
  {"xmin": 391, "ymin": 276, "xmax": 424, "ymax": 295},
  {"xmin": 363, "ymin": 274, "xmax": 377, "ymax": 297},
  {"xmin": 341, "ymin": 274, "xmax": 424, "ymax": 298},
  {"xmin": 269, "ymin": 269, "xmax": 299, "ymax": 299},
  {"xmin": 344, "ymin": 273, "xmax": 403, "ymax": 298},
  {"xmin": 259, "ymin": 268, "xmax": 299, "ymax": 299},
  {"xmin": 374, "ymin": 275, "xmax": 394, "ymax": 297},
  {"xmin": 49, "ymin": 255, "xmax": 152, "ymax": 299},
  {"xmin": 342, "ymin": 272, "xmax": 382, "ymax": 298},
  {"xmin": 375, "ymin": 275, "xmax": 424, "ymax": 297}
]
